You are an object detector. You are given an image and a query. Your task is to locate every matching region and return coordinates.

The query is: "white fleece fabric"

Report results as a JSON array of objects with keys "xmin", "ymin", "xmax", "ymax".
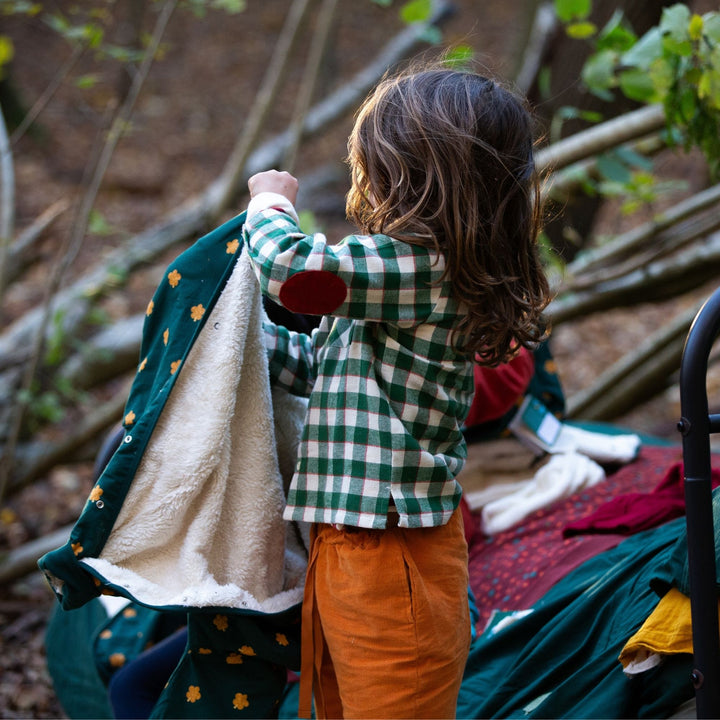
[
  {"xmin": 479, "ymin": 452, "xmax": 606, "ymax": 536},
  {"xmin": 82, "ymin": 252, "xmax": 309, "ymax": 614}
]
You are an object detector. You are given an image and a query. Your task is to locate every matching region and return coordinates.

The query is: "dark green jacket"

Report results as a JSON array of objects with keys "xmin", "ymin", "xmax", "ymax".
[{"xmin": 39, "ymin": 213, "xmax": 308, "ymax": 718}]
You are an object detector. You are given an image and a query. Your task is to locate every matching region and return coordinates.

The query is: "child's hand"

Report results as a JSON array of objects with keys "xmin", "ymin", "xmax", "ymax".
[{"xmin": 248, "ymin": 170, "xmax": 299, "ymax": 205}]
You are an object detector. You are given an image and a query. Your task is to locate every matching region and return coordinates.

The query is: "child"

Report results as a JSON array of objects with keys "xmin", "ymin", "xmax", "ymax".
[{"xmin": 242, "ymin": 64, "xmax": 550, "ymax": 719}]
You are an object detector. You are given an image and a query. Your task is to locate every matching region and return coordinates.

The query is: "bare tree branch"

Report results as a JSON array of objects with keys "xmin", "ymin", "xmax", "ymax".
[
  {"xmin": 536, "ymin": 104, "xmax": 666, "ymax": 175},
  {"xmin": 9, "ymin": 45, "xmax": 84, "ymax": 146},
  {"xmin": 564, "ymin": 183, "xmax": 720, "ymax": 283},
  {"xmin": 565, "ymin": 301, "xmax": 701, "ymax": 420},
  {"xmin": 547, "ymin": 231, "xmax": 720, "ymax": 324},
  {"xmin": 283, "ymin": 0, "xmax": 340, "ymax": 173},
  {"xmin": 1, "ymin": 198, "xmax": 70, "ymax": 286},
  {"xmin": 0, "ymin": 101, "xmax": 14, "ymax": 306},
  {"xmin": 212, "ymin": 0, "xmax": 315, "ymax": 214}
]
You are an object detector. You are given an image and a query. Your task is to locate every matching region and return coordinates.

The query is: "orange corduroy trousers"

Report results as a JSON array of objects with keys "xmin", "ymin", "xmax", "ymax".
[{"xmin": 298, "ymin": 507, "xmax": 470, "ymax": 719}]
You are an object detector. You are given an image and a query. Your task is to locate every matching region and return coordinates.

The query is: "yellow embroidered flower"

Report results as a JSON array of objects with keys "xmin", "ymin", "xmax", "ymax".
[
  {"xmin": 226, "ymin": 653, "xmax": 244, "ymax": 665},
  {"xmin": 146, "ymin": 299, "xmax": 154, "ymax": 316},
  {"xmin": 213, "ymin": 614, "xmax": 229, "ymax": 632},
  {"xmin": 198, "ymin": 648, "xmax": 212, "ymax": 655},
  {"xmin": 89, "ymin": 486, "xmax": 103, "ymax": 502},
  {"xmin": 170, "ymin": 359, "xmax": 182, "ymax": 375},
  {"xmin": 109, "ymin": 653, "xmax": 126, "ymax": 668},
  {"xmin": 232, "ymin": 693, "xmax": 249, "ymax": 711},
  {"xmin": 186, "ymin": 685, "xmax": 201, "ymax": 703},
  {"xmin": 544, "ymin": 359, "xmax": 558, "ymax": 374},
  {"xmin": 139, "ymin": 357, "xmax": 148, "ymax": 371},
  {"xmin": 239, "ymin": 645, "xmax": 255, "ymax": 656},
  {"xmin": 190, "ymin": 304, "xmax": 205, "ymax": 322},
  {"xmin": 226, "ymin": 238, "xmax": 240, "ymax": 254},
  {"xmin": 122, "ymin": 607, "xmax": 137, "ymax": 618},
  {"xmin": 168, "ymin": 269, "xmax": 181, "ymax": 288},
  {"xmin": 275, "ymin": 633, "xmax": 289, "ymax": 647},
  {"xmin": 93, "ymin": 577, "xmax": 102, "ymax": 587},
  {"xmin": 124, "ymin": 410, "xmax": 136, "ymax": 426},
  {"xmin": 163, "ymin": 328, "xmax": 169, "ymax": 346},
  {"xmin": 99, "ymin": 629, "xmax": 113, "ymax": 639},
  {"xmin": 71, "ymin": 542, "xmax": 83, "ymax": 556}
]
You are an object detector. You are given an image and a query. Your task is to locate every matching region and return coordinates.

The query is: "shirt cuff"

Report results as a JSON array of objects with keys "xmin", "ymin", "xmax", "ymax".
[{"xmin": 246, "ymin": 192, "xmax": 300, "ymax": 224}]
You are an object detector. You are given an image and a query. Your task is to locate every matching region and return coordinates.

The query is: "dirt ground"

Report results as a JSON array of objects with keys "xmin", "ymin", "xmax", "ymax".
[{"xmin": 1, "ymin": 1, "xmax": 718, "ymax": 717}]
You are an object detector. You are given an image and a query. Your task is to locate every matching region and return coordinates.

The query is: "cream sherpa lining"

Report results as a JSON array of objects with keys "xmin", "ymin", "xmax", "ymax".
[{"xmin": 82, "ymin": 252, "xmax": 308, "ymax": 614}]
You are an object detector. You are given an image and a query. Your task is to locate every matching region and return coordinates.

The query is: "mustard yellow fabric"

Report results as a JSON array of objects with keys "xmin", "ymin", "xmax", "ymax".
[{"xmin": 619, "ymin": 587, "xmax": 720, "ymax": 667}]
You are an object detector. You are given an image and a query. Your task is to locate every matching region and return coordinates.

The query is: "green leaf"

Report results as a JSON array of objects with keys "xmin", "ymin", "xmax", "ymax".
[
  {"xmin": 596, "ymin": 153, "xmax": 632, "ymax": 184},
  {"xmin": 443, "ymin": 45, "xmax": 474, "ymax": 67},
  {"xmin": 614, "ymin": 145, "xmax": 654, "ymax": 172},
  {"xmin": 88, "ymin": 209, "xmax": 115, "ymax": 236},
  {"xmin": 689, "ymin": 14, "xmax": 704, "ymax": 42},
  {"xmin": 622, "ymin": 27, "xmax": 663, "ymax": 70},
  {"xmin": 662, "ymin": 34, "xmax": 692, "ymax": 57},
  {"xmin": 298, "ymin": 210, "xmax": 321, "ymax": 235},
  {"xmin": 698, "ymin": 69, "xmax": 720, "ymax": 108},
  {"xmin": 75, "ymin": 73, "xmax": 99, "ymax": 89},
  {"xmin": 554, "ymin": 0, "xmax": 591, "ymax": 23},
  {"xmin": 619, "ymin": 68, "xmax": 659, "ymax": 102},
  {"xmin": 399, "ymin": 0, "xmax": 431, "ymax": 23},
  {"xmin": 0, "ymin": 35, "xmax": 14, "ymax": 67},
  {"xmin": 566, "ymin": 21, "xmax": 597, "ymax": 39},
  {"xmin": 647, "ymin": 56, "xmax": 674, "ymax": 97},
  {"xmin": 703, "ymin": 12, "xmax": 720, "ymax": 43},
  {"xmin": 660, "ymin": 4, "xmax": 691, "ymax": 43},
  {"xmin": 596, "ymin": 11, "xmax": 637, "ymax": 52},
  {"xmin": 211, "ymin": 0, "xmax": 246, "ymax": 12},
  {"xmin": 581, "ymin": 48, "xmax": 617, "ymax": 92}
]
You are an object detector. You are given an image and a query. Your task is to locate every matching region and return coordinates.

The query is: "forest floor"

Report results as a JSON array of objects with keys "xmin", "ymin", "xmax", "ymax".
[{"xmin": 1, "ymin": 1, "xmax": 718, "ymax": 717}]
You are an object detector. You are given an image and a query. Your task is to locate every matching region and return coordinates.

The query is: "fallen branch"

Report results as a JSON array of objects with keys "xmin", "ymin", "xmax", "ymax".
[
  {"xmin": 564, "ymin": 182, "xmax": 720, "ymax": 282},
  {"xmin": 6, "ymin": 382, "xmax": 130, "ymax": 497},
  {"xmin": 535, "ymin": 104, "xmax": 666, "ymax": 175},
  {"xmin": 2, "ymin": 198, "xmax": 70, "ymax": 286},
  {"xmin": 547, "ymin": 231, "xmax": 720, "ymax": 324},
  {"xmin": 0, "ymin": 524, "xmax": 72, "ymax": 585},
  {"xmin": 514, "ymin": 1, "xmax": 557, "ymax": 94},
  {"xmin": 560, "ymin": 202, "xmax": 720, "ymax": 294},
  {"xmin": 566, "ymin": 301, "xmax": 701, "ymax": 420}
]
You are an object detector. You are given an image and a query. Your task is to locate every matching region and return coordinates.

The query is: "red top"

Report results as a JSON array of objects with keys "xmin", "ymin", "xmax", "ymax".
[{"xmin": 464, "ymin": 346, "xmax": 534, "ymax": 427}]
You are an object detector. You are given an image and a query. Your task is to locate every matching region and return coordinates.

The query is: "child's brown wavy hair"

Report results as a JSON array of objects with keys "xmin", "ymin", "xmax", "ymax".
[{"xmin": 346, "ymin": 64, "xmax": 550, "ymax": 366}]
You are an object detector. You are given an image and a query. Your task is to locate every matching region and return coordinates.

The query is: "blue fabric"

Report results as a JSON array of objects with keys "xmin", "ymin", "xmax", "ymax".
[{"xmin": 109, "ymin": 628, "xmax": 188, "ymax": 719}]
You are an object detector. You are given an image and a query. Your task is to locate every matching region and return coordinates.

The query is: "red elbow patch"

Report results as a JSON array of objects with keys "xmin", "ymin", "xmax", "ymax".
[{"xmin": 278, "ymin": 270, "xmax": 348, "ymax": 315}]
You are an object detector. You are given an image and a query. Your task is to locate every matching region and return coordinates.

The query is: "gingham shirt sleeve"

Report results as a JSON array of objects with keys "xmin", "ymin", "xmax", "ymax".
[
  {"xmin": 262, "ymin": 319, "xmax": 324, "ymax": 398},
  {"xmin": 243, "ymin": 193, "xmax": 442, "ymax": 324}
]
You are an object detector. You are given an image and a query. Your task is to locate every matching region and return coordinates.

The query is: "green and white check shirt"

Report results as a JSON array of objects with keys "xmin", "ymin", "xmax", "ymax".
[{"xmin": 243, "ymin": 192, "xmax": 474, "ymax": 529}]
